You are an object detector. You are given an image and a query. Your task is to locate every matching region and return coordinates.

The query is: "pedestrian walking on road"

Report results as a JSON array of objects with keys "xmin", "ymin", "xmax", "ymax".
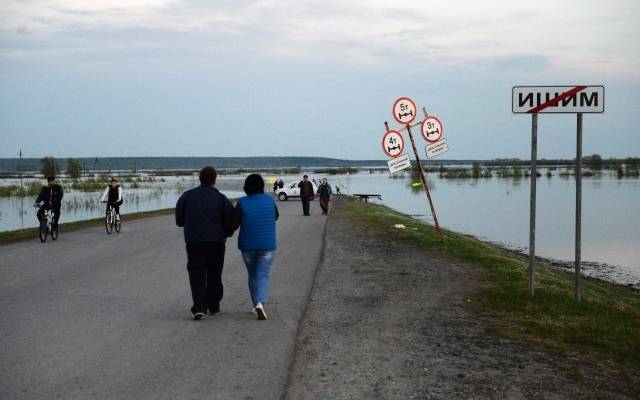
[
  {"xmin": 298, "ymin": 175, "xmax": 314, "ymax": 216},
  {"xmin": 176, "ymin": 166, "xmax": 233, "ymax": 320},
  {"xmin": 272, "ymin": 179, "xmax": 278, "ymax": 194},
  {"xmin": 317, "ymin": 177, "xmax": 332, "ymax": 216},
  {"xmin": 230, "ymin": 174, "xmax": 279, "ymax": 320}
]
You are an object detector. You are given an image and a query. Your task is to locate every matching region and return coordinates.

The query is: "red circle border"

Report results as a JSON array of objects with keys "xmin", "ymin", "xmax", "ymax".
[
  {"xmin": 381, "ymin": 130, "xmax": 404, "ymax": 158},
  {"xmin": 392, "ymin": 97, "xmax": 417, "ymax": 125},
  {"xmin": 421, "ymin": 116, "xmax": 444, "ymax": 143}
]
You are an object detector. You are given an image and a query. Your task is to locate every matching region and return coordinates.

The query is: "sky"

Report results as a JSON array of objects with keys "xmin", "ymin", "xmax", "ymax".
[{"xmin": 1, "ymin": 0, "xmax": 639, "ymax": 160}]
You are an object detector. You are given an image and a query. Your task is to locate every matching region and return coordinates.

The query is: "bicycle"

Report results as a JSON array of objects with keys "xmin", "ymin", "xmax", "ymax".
[
  {"xmin": 104, "ymin": 202, "xmax": 121, "ymax": 234},
  {"xmin": 35, "ymin": 204, "xmax": 58, "ymax": 242}
]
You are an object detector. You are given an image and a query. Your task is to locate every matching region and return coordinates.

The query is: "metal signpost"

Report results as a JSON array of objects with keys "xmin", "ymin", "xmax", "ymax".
[
  {"xmin": 512, "ymin": 85, "xmax": 604, "ymax": 302},
  {"xmin": 381, "ymin": 97, "xmax": 443, "ymax": 235}
]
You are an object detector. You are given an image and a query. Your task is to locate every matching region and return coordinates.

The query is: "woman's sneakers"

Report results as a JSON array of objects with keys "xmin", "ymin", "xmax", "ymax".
[{"xmin": 254, "ymin": 303, "xmax": 267, "ymax": 320}]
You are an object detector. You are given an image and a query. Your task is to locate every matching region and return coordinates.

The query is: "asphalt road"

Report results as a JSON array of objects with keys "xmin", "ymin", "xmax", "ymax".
[{"xmin": 0, "ymin": 199, "xmax": 326, "ymax": 400}]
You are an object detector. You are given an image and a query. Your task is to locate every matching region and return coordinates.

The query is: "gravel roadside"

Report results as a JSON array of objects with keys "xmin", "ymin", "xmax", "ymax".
[{"xmin": 284, "ymin": 200, "xmax": 638, "ymax": 399}]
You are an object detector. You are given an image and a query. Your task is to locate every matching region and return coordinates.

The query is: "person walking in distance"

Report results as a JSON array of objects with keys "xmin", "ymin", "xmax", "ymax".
[
  {"xmin": 272, "ymin": 179, "xmax": 279, "ymax": 194},
  {"xmin": 317, "ymin": 177, "xmax": 332, "ymax": 216},
  {"xmin": 297, "ymin": 175, "xmax": 314, "ymax": 216},
  {"xmin": 230, "ymin": 174, "xmax": 279, "ymax": 320},
  {"xmin": 175, "ymin": 167, "xmax": 233, "ymax": 320}
]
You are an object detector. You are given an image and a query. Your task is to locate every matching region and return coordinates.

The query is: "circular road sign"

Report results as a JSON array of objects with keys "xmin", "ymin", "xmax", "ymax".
[
  {"xmin": 421, "ymin": 116, "xmax": 444, "ymax": 143},
  {"xmin": 392, "ymin": 97, "xmax": 417, "ymax": 125},
  {"xmin": 382, "ymin": 130, "xmax": 404, "ymax": 158}
]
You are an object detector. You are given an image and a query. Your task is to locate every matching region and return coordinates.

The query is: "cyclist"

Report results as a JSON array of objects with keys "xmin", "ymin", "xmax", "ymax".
[
  {"xmin": 100, "ymin": 177, "xmax": 123, "ymax": 221},
  {"xmin": 35, "ymin": 176, "xmax": 64, "ymax": 230}
]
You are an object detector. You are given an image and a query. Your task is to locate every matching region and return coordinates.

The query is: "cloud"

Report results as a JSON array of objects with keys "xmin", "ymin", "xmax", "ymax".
[{"xmin": 1, "ymin": 0, "xmax": 639, "ymax": 79}]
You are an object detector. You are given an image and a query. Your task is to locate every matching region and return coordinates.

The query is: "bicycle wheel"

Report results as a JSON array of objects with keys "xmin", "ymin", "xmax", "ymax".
[
  {"xmin": 39, "ymin": 219, "xmax": 48, "ymax": 243},
  {"xmin": 105, "ymin": 212, "xmax": 113, "ymax": 234}
]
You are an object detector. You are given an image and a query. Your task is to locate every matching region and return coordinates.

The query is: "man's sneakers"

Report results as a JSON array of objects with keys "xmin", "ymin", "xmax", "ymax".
[
  {"xmin": 254, "ymin": 303, "xmax": 267, "ymax": 320},
  {"xmin": 193, "ymin": 312, "xmax": 204, "ymax": 321}
]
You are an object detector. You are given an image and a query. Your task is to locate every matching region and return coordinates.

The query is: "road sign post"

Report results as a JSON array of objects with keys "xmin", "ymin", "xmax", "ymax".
[
  {"xmin": 513, "ymin": 85, "xmax": 604, "ymax": 302},
  {"xmin": 575, "ymin": 113, "xmax": 583, "ymax": 303},
  {"xmin": 381, "ymin": 97, "xmax": 442, "ymax": 237},
  {"xmin": 528, "ymin": 114, "xmax": 538, "ymax": 297}
]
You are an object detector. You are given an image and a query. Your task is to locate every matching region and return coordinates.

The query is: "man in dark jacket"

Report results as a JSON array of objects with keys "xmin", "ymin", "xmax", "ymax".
[
  {"xmin": 297, "ymin": 175, "xmax": 314, "ymax": 216},
  {"xmin": 176, "ymin": 166, "xmax": 233, "ymax": 320},
  {"xmin": 35, "ymin": 176, "xmax": 64, "ymax": 229}
]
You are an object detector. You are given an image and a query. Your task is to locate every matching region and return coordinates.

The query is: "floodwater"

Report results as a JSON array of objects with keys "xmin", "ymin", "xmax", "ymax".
[
  {"xmin": 0, "ymin": 175, "xmax": 245, "ymax": 232},
  {"xmin": 337, "ymin": 171, "xmax": 640, "ymax": 288},
  {"xmin": 1, "ymin": 171, "xmax": 639, "ymax": 287}
]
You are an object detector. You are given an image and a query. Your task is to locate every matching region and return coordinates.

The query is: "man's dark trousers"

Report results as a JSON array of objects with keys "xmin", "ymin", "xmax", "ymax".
[
  {"xmin": 186, "ymin": 242, "xmax": 225, "ymax": 314},
  {"xmin": 301, "ymin": 196, "xmax": 311, "ymax": 216}
]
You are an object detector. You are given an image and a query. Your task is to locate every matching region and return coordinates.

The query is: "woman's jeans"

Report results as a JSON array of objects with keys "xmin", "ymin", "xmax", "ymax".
[{"xmin": 242, "ymin": 251, "xmax": 275, "ymax": 306}]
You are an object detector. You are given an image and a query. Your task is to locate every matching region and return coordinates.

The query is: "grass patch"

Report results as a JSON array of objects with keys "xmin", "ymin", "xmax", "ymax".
[
  {"xmin": 0, "ymin": 208, "xmax": 175, "ymax": 245},
  {"xmin": 0, "ymin": 183, "xmax": 42, "ymax": 197},
  {"xmin": 344, "ymin": 201, "xmax": 640, "ymax": 370}
]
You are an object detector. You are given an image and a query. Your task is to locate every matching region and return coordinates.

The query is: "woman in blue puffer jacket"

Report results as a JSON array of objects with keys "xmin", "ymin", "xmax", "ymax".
[{"xmin": 230, "ymin": 174, "xmax": 279, "ymax": 320}]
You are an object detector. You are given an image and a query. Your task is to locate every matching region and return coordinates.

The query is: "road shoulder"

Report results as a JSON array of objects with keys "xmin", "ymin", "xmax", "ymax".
[{"xmin": 284, "ymin": 200, "xmax": 638, "ymax": 399}]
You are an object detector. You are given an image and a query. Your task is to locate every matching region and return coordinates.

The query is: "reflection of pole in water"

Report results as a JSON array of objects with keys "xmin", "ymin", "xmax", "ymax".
[
  {"xmin": 345, "ymin": 172, "xmax": 351, "ymax": 194},
  {"xmin": 19, "ymin": 196, "xmax": 25, "ymax": 229}
]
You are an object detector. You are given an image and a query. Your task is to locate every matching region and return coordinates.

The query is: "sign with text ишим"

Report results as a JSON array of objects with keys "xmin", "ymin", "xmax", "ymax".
[{"xmin": 512, "ymin": 86, "xmax": 604, "ymax": 114}]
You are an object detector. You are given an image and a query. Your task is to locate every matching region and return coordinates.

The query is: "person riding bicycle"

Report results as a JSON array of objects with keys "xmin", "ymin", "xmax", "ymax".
[
  {"xmin": 100, "ymin": 177, "xmax": 123, "ymax": 221},
  {"xmin": 35, "ymin": 176, "xmax": 64, "ymax": 230}
]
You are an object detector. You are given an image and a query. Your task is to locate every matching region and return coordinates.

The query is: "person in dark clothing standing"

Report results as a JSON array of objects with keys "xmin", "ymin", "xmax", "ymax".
[
  {"xmin": 272, "ymin": 179, "xmax": 279, "ymax": 194},
  {"xmin": 35, "ymin": 176, "xmax": 64, "ymax": 230},
  {"xmin": 176, "ymin": 166, "xmax": 233, "ymax": 320},
  {"xmin": 317, "ymin": 177, "xmax": 332, "ymax": 216},
  {"xmin": 297, "ymin": 175, "xmax": 314, "ymax": 216}
]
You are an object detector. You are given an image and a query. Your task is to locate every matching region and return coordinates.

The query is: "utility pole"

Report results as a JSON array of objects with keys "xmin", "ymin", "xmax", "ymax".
[{"xmin": 18, "ymin": 149, "xmax": 23, "ymax": 189}]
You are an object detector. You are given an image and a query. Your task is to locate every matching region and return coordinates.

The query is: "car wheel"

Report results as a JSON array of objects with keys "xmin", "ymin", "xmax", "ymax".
[{"xmin": 278, "ymin": 193, "xmax": 288, "ymax": 201}]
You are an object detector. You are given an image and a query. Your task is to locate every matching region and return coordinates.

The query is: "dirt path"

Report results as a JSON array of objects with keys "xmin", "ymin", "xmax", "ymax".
[{"xmin": 284, "ymin": 200, "xmax": 637, "ymax": 399}]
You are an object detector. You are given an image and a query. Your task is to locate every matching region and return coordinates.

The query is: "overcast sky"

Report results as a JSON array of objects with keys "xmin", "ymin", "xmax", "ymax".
[{"xmin": 1, "ymin": 0, "xmax": 639, "ymax": 160}]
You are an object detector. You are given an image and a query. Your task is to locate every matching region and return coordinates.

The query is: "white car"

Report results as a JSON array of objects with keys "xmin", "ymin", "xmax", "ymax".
[{"xmin": 276, "ymin": 181, "xmax": 318, "ymax": 201}]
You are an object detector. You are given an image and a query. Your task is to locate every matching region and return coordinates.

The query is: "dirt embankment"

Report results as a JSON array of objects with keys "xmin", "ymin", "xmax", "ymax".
[{"xmin": 284, "ymin": 200, "xmax": 638, "ymax": 399}]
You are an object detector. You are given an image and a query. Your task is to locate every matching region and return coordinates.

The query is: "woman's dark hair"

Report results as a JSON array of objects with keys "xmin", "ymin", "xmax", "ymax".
[
  {"xmin": 47, "ymin": 176, "xmax": 56, "ymax": 182},
  {"xmin": 243, "ymin": 174, "xmax": 264, "ymax": 195},
  {"xmin": 199, "ymin": 166, "xmax": 217, "ymax": 186}
]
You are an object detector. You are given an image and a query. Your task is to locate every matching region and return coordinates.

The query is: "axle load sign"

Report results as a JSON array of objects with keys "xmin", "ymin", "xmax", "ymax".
[
  {"xmin": 421, "ymin": 116, "xmax": 444, "ymax": 143},
  {"xmin": 512, "ymin": 86, "xmax": 604, "ymax": 114},
  {"xmin": 393, "ymin": 97, "xmax": 417, "ymax": 124},
  {"xmin": 381, "ymin": 130, "xmax": 404, "ymax": 158}
]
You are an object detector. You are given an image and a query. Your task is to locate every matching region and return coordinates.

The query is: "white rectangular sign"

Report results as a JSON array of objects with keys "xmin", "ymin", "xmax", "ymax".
[
  {"xmin": 426, "ymin": 138, "xmax": 449, "ymax": 159},
  {"xmin": 387, "ymin": 153, "xmax": 411, "ymax": 174},
  {"xmin": 512, "ymin": 85, "xmax": 604, "ymax": 114}
]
